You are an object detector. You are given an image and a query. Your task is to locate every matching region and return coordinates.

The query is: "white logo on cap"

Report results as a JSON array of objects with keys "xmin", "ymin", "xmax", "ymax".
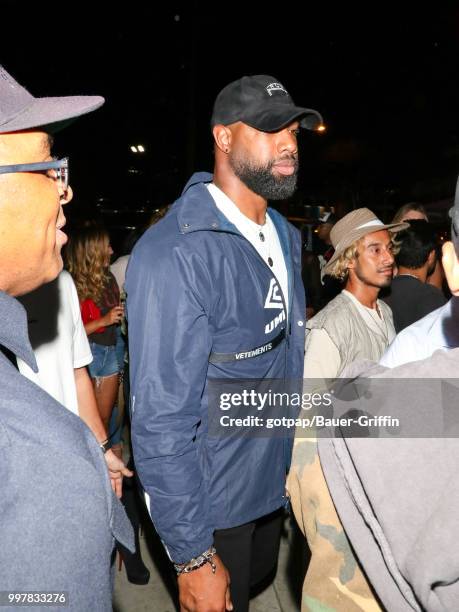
[{"xmin": 266, "ymin": 82, "xmax": 288, "ymax": 97}]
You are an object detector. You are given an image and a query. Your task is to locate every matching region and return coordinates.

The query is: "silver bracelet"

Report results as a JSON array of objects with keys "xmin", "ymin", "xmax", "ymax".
[
  {"xmin": 99, "ymin": 438, "xmax": 110, "ymax": 454},
  {"xmin": 174, "ymin": 546, "xmax": 217, "ymax": 575}
]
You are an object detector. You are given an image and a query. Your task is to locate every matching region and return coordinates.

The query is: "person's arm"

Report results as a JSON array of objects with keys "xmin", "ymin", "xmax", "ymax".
[
  {"xmin": 127, "ymin": 242, "xmax": 231, "ymax": 610},
  {"xmin": 304, "ymin": 328, "xmax": 341, "ymax": 382},
  {"xmin": 74, "ymin": 366, "xmax": 133, "ymax": 497},
  {"xmin": 127, "ymin": 245, "xmax": 214, "ymax": 559},
  {"xmin": 74, "ymin": 366, "xmax": 107, "ymax": 440},
  {"xmin": 66, "ymin": 272, "xmax": 132, "ymax": 497},
  {"xmin": 83, "ymin": 305, "xmax": 123, "ymax": 335}
]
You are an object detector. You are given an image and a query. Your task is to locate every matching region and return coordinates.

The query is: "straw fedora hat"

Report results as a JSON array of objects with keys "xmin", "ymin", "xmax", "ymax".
[{"xmin": 323, "ymin": 208, "xmax": 408, "ymax": 273}]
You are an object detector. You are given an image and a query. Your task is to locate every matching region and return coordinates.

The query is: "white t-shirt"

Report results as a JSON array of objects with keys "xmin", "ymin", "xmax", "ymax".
[
  {"xmin": 344, "ymin": 290, "xmax": 395, "ymax": 344},
  {"xmin": 17, "ymin": 271, "xmax": 92, "ymax": 415},
  {"xmin": 207, "ymin": 183, "xmax": 289, "ymax": 313},
  {"xmin": 111, "ymin": 254, "xmax": 130, "ymax": 292}
]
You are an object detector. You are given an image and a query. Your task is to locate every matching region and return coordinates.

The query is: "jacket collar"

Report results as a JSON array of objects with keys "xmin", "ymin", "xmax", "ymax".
[
  {"xmin": 176, "ymin": 172, "xmax": 291, "ymax": 240},
  {"xmin": 0, "ymin": 291, "xmax": 38, "ymax": 371},
  {"xmin": 176, "ymin": 172, "xmax": 294, "ymax": 305},
  {"xmin": 176, "ymin": 172, "xmax": 221, "ymax": 234}
]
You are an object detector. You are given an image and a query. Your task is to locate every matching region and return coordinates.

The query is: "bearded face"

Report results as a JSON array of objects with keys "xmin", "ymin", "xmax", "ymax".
[{"xmin": 229, "ymin": 152, "xmax": 299, "ymax": 201}]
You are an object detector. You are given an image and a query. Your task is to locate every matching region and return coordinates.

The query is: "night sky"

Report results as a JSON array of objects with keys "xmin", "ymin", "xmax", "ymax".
[{"xmin": 2, "ymin": 2, "xmax": 459, "ymax": 227}]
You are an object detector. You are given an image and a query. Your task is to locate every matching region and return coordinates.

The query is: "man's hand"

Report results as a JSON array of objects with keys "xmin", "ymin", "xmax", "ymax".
[
  {"xmin": 104, "ymin": 448, "xmax": 134, "ymax": 498},
  {"xmin": 178, "ymin": 554, "xmax": 232, "ymax": 612}
]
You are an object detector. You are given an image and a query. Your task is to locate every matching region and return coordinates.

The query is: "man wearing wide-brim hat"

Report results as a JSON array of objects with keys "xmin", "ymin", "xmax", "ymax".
[
  {"xmin": 306, "ymin": 207, "xmax": 407, "ymax": 380},
  {"xmin": 287, "ymin": 207, "xmax": 407, "ymax": 611},
  {"xmin": 313, "ymin": 178, "xmax": 459, "ymax": 610}
]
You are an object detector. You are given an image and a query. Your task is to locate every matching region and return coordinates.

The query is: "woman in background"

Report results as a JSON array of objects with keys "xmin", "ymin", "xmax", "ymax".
[
  {"xmin": 392, "ymin": 202, "xmax": 428, "ymax": 224},
  {"xmin": 66, "ymin": 226, "xmax": 123, "ymax": 433}
]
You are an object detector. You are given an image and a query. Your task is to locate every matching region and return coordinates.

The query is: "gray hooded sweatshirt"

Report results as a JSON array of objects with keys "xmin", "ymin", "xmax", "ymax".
[{"xmin": 319, "ymin": 348, "xmax": 459, "ymax": 611}]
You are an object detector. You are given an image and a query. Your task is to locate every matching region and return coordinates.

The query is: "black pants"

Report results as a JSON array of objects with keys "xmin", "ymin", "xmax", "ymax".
[{"xmin": 214, "ymin": 509, "xmax": 283, "ymax": 612}]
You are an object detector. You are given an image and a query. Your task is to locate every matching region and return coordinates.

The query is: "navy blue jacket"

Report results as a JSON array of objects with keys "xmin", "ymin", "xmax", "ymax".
[{"xmin": 126, "ymin": 172, "xmax": 305, "ymax": 563}]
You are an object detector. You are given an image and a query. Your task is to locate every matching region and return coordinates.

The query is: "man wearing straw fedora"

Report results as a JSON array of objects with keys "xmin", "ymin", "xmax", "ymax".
[
  {"xmin": 312, "ymin": 178, "xmax": 459, "ymax": 611},
  {"xmin": 287, "ymin": 208, "xmax": 407, "ymax": 611},
  {"xmin": 303, "ymin": 207, "xmax": 408, "ymax": 381}
]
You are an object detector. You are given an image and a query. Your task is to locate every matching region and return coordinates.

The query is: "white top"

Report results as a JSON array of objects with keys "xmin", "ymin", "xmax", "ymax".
[
  {"xmin": 380, "ymin": 299, "xmax": 459, "ymax": 368},
  {"xmin": 304, "ymin": 327, "xmax": 341, "ymax": 380},
  {"xmin": 111, "ymin": 255, "xmax": 130, "ymax": 292},
  {"xmin": 304, "ymin": 290, "xmax": 396, "ymax": 380},
  {"xmin": 343, "ymin": 290, "xmax": 395, "ymax": 345},
  {"xmin": 17, "ymin": 271, "xmax": 92, "ymax": 415},
  {"xmin": 207, "ymin": 183, "xmax": 289, "ymax": 312}
]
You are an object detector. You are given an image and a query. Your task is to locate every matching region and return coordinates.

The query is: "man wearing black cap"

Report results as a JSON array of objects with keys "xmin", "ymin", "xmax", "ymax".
[
  {"xmin": 0, "ymin": 66, "xmax": 133, "ymax": 610},
  {"xmin": 127, "ymin": 75, "xmax": 323, "ymax": 611}
]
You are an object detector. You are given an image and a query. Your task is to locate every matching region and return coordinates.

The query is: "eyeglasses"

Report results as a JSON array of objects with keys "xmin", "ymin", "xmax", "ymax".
[{"xmin": 0, "ymin": 157, "xmax": 69, "ymax": 193}]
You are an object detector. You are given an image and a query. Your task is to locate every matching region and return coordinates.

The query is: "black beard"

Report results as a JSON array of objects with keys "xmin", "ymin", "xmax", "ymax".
[{"xmin": 230, "ymin": 156, "xmax": 298, "ymax": 201}]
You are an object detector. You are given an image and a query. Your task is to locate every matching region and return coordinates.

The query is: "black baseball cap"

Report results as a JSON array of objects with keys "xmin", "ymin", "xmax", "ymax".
[
  {"xmin": 0, "ymin": 65, "xmax": 104, "ymax": 134},
  {"xmin": 211, "ymin": 74, "xmax": 323, "ymax": 133}
]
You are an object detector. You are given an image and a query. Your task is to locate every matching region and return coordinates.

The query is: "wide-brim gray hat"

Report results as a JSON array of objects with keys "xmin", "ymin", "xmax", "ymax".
[
  {"xmin": 0, "ymin": 65, "xmax": 104, "ymax": 134},
  {"xmin": 324, "ymin": 208, "xmax": 408, "ymax": 274}
]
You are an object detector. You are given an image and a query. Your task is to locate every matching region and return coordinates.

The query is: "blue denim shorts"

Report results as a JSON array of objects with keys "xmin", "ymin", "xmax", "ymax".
[{"xmin": 88, "ymin": 342, "xmax": 120, "ymax": 379}]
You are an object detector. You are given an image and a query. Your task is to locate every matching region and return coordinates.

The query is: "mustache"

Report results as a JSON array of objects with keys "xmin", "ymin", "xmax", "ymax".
[{"xmin": 270, "ymin": 155, "xmax": 299, "ymax": 168}]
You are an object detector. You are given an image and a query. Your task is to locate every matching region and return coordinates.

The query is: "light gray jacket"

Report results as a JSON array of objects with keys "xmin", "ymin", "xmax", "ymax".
[
  {"xmin": 0, "ymin": 292, "xmax": 133, "ymax": 612},
  {"xmin": 307, "ymin": 291, "xmax": 393, "ymax": 375}
]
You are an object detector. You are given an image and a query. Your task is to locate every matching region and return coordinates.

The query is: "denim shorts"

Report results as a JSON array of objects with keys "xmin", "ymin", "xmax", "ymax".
[{"xmin": 88, "ymin": 342, "xmax": 120, "ymax": 379}]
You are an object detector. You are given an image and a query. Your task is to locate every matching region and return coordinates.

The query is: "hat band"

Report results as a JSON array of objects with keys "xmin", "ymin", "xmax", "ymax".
[
  {"xmin": 355, "ymin": 219, "xmax": 384, "ymax": 230},
  {"xmin": 333, "ymin": 219, "xmax": 385, "ymax": 253}
]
